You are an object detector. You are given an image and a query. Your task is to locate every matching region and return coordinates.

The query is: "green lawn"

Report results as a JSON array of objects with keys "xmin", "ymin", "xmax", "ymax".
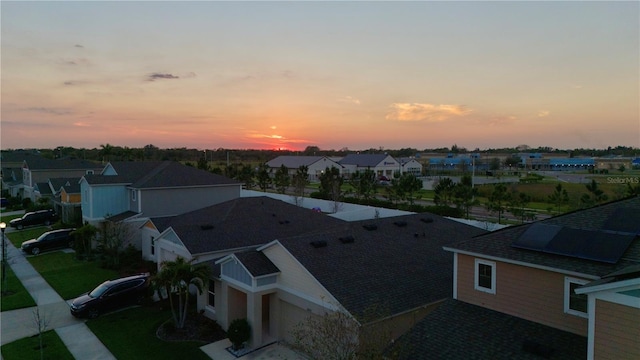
[
  {"xmin": 28, "ymin": 252, "xmax": 118, "ymax": 300},
  {"xmin": 0, "ymin": 330, "xmax": 74, "ymax": 360},
  {"xmin": 0, "ymin": 213, "xmax": 22, "ymax": 225},
  {"xmin": 5, "ymin": 228, "xmax": 49, "ymax": 248},
  {"xmin": 0, "ymin": 265, "xmax": 37, "ymax": 311},
  {"xmin": 87, "ymin": 306, "xmax": 211, "ymax": 360}
]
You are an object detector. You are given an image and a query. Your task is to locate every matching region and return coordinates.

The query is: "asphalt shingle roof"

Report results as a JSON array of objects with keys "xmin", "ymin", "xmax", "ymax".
[
  {"xmin": 266, "ymin": 156, "xmax": 335, "ymax": 169},
  {"xmin": 151, "ymin": 196, "xmax": 346, "ymax": 255},
  {"xmin": 277, "ymin": 214, "xmax": 487, "ymax": 321},
  {"xmin": 338, "ymin": 154, "xmax": 390, "ymax": 167},
  {"xmin": 49, "ymin": 178, "xmax": 81, "ymax": 193},
  {"xmin": 235, "ymin": 251, "xmax": 280, "ymax": 277},
  {"xmin": 446, "ymin": 196, "xmax": 640, "ymax": 277},
  {"xmin": 395, "ymin": 299, "xmax": 587, "ymax": 360},
  {"xmin": 83, "ymin": 161, "xmax": 241, "ymax": 188}
]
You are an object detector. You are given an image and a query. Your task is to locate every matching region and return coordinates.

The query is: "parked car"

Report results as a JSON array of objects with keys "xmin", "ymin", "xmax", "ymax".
[
  {"xmin": 70, "ymin": 273, "xmax": 151, "ymax": 319},
  {"xmin": 21, "ymin": 228, "xmax": 76, "ymax": 255},
  {"xmin": 9, "ymin": 209, "xmax": 58, "ymax": 230}
]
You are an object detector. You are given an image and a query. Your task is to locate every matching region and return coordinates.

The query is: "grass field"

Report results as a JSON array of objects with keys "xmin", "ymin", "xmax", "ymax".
[
  {"xmin": 87, "ymin": 306, "xmax": 211, "ymax": 360},
  {"xmin": 0, "ymin": 265, "xmax": 37, "ymax": 311},
  {"xmin": 27, "ymin": 252, "xmax": 119, "ymax": 300},
  {"xmin": 0, "ymin": 330, "xmax": 74, "ymax": 360},
  {"xmin": 5, "ymin": 228, "xmax": 49, "ymax": 248}
]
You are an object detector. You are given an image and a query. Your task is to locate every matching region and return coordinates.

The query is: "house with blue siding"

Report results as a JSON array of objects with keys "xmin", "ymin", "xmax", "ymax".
[{"xmin": 79, "ymin": 161, "xmax": 241, "ymax": 224}]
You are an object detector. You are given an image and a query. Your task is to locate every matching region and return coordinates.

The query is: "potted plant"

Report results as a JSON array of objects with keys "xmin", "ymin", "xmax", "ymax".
[{"xmin": 227, "ymin": 318, "xmax": 251, "ymax": 351}]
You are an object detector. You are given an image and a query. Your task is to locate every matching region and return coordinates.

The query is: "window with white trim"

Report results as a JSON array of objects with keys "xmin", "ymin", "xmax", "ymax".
[
  {"xmin": 150, "ymin": 236, "xmax": 155, "ymax": 256},
  {"xmin": 474, "ymin": 259, "xmax": 496, "ymax": 294},
  {"xmin": 208, "ymin": 279, "xmax": 215, "ymax": 307},
  {"xmin": 564, "ymin": 277, "xmax": 588, "ymax": 317},
  {"xmin": 131, "ymin": 189, "xmax": 136, "ymax": 201}
]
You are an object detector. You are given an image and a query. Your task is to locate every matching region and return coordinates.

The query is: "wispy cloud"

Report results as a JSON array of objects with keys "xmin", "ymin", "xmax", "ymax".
[
  {"xmin": 538, "ymin": 110, "xmax": 550, "ymax": 117},
  {"xmin": 146, "ymin": 72, "xmax": 180, "ymax": 81},
  {"xmin": 24, "ymin": 107, "xmax": 72, "ymax": 116},
  {"xmin": 339, "ymin": 96, "xmax": 361, "ymax": 105},
  {"xmin": 386, "ymin": 103, "xmax": 471, "ymax": 122},
  {"xmin": 73, "ymin": 122, "xmax": 91, "ymax": 127}
]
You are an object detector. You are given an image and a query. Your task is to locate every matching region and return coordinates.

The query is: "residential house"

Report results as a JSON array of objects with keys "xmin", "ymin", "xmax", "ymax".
[
  {"xmin": 265, "ymin": 156, "xmax": 344, "ymax": 181},
  {"xmin": 338, "ymin": 154, "xmax": 400, "ymax": 179},
  {"xmin": 80, "ymin": 161, "xmax": 242, "ymax": 225},
  {"xmin": 21, "ymin": 155, "xmax": 103, "ymax": 201},
  {"xmin": 149, "ymin": 196, "xmax": 487, "ymax": 350},
  {"xmin": 400, "ymin": 196, "xmax": 640, "ymax": 359},
  {"xmin": 50, "ymin": 178, "xmax": 82, "ymax": 224}
]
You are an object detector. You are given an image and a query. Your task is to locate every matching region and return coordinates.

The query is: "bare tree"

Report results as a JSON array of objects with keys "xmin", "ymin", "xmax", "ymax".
[
  {"xmin": 291, "ymin": 165, "xmax": 309, "ymax": 206},
  {"xmin": 291, "ymin": 309, "xmax": 359, "ymax": 360},
  {"xmin": 32, "ymin": 306, "xmax": 51, "ymax": 360}
]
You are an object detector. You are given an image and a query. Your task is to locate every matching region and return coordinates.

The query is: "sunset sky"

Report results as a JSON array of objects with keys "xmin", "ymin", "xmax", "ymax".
[{"xmin": 2, "ymin": 1, "xmax": 638, "ymax": 151}]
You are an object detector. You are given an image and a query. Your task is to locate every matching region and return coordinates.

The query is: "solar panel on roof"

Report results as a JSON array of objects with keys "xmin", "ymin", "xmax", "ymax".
[
  {"xmin": 545, "ymin": 228, "xmax": 636, "ymax": 264},
  {"xmin": 603, "ymin": 208, "xmax": 640, "ymax": 234},
  {"xmin": 512, "ymin": 223, "xmax": 562, "ymax": 251}
]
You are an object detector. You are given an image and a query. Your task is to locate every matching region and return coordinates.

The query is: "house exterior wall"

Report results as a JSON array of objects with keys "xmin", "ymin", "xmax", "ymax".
[
  {"xmin": 261, "ymin": 245, "xmax": 334, "ymax": 301},
  {"xmin": 60, "ymin": 189, "xmax": 81, "ymax": 204},
  {"xmin": 401, "ymin": 160, "xmax": 423, "ymax": 176},
  {"xmin": 594, "ymin": 299, "xmax": 640, "ymax": 359},
  {"xmin": 456, "ymin": 254, "xmax": 588, "ymax": 336},
  {"xmin": 140, "ymin": 224, "xmax": 161, "ymax": 261},
  {"xmin": 138, "ymin": 185, "xmax": 241, "ymax": 217},
  {"xmin": 80, "ymin": 182, "xmax": 129, "ymax": 223},
  {"xmin": 306, "ymin": 159, "xmax": 342, "ymax": 181}
]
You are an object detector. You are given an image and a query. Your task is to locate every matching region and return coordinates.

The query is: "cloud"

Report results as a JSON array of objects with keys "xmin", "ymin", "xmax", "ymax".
[
  {"xmin": 61, "ymin": 58, "xmax": 91, "ymax": 66},
  {"xmin": 339, "ymin": 96, "xmax": 361, "ymax": 105},
  {"xmin": 74, "ymin": 44, "xmax": 84, "ymax": 48},
  {"xmin": 73, "ymin": 122, "xmax": 91, "ymax": 127},
  {"xmin": 538, "ymin": 110, "xmax": 550, "ymax": 117},
  {"xmin": 386, "ymin": 103, "xmax": 471, "ymax": 122},
  {"xmin": 146, "ymin": 73, "xmax": 180, "ymax": 81},
  {"xmin": 24, "ymin": 107, "xmax": 72, "ymax": 116}
]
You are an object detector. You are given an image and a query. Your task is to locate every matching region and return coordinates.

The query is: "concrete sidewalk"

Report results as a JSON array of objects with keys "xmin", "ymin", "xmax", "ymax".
[{"xmin": 1, "ymin": 230, "xmax": 116, "ymax": 359}]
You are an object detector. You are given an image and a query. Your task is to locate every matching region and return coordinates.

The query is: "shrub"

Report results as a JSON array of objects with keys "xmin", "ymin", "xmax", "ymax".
[{"xmin": 227, "ymin": 318, "xmax": 251, "ymax": 350}]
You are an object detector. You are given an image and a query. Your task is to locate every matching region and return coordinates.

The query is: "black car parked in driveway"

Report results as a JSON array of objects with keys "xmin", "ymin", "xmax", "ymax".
[
  {"xmin": 21, "ymin": 228, "xmax": 76, "ymax": 255},
  {"xmin": 70, "ymin": 273, "xmax": 151, "ymax": 319},
  {"xmin": 10, "ymin": 209, "xmax": 58, "ymax": 230}
]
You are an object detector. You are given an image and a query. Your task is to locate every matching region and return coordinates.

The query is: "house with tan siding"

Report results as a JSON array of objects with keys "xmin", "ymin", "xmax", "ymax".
[{"xmin": 416, "ymin": 195, "xmax": 640, "ymax": 359}]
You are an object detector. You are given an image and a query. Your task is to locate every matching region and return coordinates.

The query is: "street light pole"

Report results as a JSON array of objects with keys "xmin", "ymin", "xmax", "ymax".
[{"xmin": 0, "ymin": 222, "xmax": 6, "ymax": 294}]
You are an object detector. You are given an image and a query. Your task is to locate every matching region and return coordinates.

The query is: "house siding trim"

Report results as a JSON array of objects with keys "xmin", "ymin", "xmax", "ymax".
[
  {"xmin": 474, "ymin": 258, "xmax": 496, "ymax": 294},
  {"xmin": 564, "ymin": 276, "xmax": 589, "ymax": 318},
  {"xmin": 444, "ymin": 247, "xmax": 600, "ymax": 280},
  {"xmin": 453, "ymin": 253, "xmax": 458, "ymax": 299}
]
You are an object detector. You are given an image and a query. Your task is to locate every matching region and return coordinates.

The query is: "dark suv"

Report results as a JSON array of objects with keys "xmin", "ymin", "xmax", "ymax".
[
  {"xmin": 21, "ymin": 228, "xmax": 76, "ymax": 255},
  {"xmin": 9, "ymin": 209, "xmax": 58, "ymax": 229},
  {"xmin": 70, "ymin": 273, "xmax": 151, "ymax": 319}
]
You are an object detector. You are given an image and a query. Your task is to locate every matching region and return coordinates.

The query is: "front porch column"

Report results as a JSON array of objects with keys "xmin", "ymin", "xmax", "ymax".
[{"xmin": 246, "ymin": 291, "xmax": 262, "ymax": 347}]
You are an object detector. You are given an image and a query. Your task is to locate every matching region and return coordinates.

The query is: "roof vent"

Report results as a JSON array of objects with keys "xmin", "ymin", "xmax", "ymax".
[
  {"xmin": 363, "ymin": 224, "xmax": 378, "ymax": 231},
  {"xmin": 200, "ymin": 224, "xmax": 214, "ymax": 230},
  {"xmin": 339, "ymin": 236, "xmax": 355, "ymax": 244},
  {"xmin": 420, "ymin": 217, "xmax": 434, "ymax": 224},
  {"xmin": 310, "ymin": 240, "xmax": 327, "ymax": 248},
  {"xmin": 394, "ymin": 221, "xmax": 408, "ymax": 227},
  {"xmin": 522, "ymin": 340, "xmax": 554, "ymax": 359}
]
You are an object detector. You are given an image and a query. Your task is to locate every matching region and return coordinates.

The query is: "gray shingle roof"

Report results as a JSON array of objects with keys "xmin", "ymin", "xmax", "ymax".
[
  {"xmin": 338, "ymin": 154, "xmax": 390, "ymax": 167},
  {"xmin": 151, "ymin": 196, "xmax": 345, "ymax": 255},
  {"xmin": 49, "ymin": 178, "xmax": 81, "ymax": 194},
  {"xmin": 24, "ymin": 156, "xmax": 102, "ymax": 171},
  {"xmin": 277, "ymin": 214, "xmax": 487, "ymax": 321},
  {"xmin": 446, "ymin": 196, "xmax": 640, "ymax": 277},
  {"xmin": 83, "ymin": 161, "xmax": 241, "ymax": 188},
  {"xmin": 394, "ymin": 299, "xmax": 587, "ymax": 360},
  {"xmin": 266, "ymin": 156, "xmax": 336, "ymax": 169},
  {"xmin": 235, "ymin": 251, "xmax": 280, "ymax": 277}
]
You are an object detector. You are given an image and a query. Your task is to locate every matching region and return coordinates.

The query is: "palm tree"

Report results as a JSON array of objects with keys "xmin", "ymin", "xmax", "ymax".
[{"xmin": 152, "ymin": 257, "xmax": 210, "ymax": 329}]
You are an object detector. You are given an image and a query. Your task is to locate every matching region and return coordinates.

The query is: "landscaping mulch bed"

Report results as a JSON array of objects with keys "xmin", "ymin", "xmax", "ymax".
[{"xmin": 157, "ymin": 313, "xmax": 227, "ymax": 344}]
